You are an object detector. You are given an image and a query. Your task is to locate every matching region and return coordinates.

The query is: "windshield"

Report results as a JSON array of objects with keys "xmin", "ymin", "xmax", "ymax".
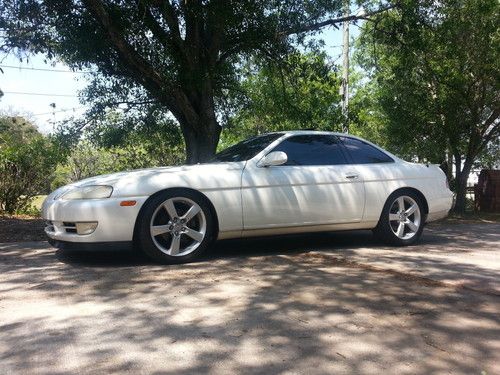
[{"xmin": 210, "ymin": 133, "xmax": 284, "ymax": 163}]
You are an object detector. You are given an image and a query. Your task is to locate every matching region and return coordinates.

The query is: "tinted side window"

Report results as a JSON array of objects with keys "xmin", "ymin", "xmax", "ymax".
[
  {"xmin": 272, "ymin": 135, "xmax": 348, "ymax": 166},
  {"xmin": 211, "ymin": 133, "xmax": 283, "ymax": 162},
  {"xmin": 340, "ymin": 137, "xmax": 394, "ymax": 164}
]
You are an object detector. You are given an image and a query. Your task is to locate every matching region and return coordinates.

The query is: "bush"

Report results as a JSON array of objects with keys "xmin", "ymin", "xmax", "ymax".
[
  {"xmin": 51, "ymin": 140, "xmax": 183, "ymax": 189},
  {"xmin": 0, "ymin": 135, "xmax": 61, "ymax": 214}
]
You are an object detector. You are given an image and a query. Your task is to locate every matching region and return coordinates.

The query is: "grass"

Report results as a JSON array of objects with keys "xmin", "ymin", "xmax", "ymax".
[{"xmin": 31, "ymin": 195, "xmax": 47, "ymax": 211}]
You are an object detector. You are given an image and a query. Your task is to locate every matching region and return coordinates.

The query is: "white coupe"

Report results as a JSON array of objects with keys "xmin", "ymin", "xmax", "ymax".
[{"xmin": 43, "ymin": 131, "xmax": 454, "ymax": 263}]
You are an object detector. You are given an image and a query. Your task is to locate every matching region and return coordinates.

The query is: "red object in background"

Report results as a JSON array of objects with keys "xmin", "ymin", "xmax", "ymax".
[{"xmin": 475, "ymin": 170, "xmax": 500, "ymax": 212}]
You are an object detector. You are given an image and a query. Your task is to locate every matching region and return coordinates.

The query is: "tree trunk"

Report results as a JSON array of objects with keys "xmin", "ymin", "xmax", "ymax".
[
  {"xmin": 454, "ymin": 158, "xmax": 473, "ymax": 214},
  {"xmin": 181, "ymin": 119, "xmax": 221, "ymax": 164},
  {"xmin": 171, "ymin": 78, "xmax": 222, "ymax": 164}
]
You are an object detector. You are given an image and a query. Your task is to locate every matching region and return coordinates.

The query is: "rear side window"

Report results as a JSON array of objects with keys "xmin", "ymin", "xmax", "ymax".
[
  {"xmin": 271, "ymin": 134, "xmax": 348, "ymax": 166},
  {"xmin": 340, "ymin": 137, "xmax": 394, "ymax": 164}
]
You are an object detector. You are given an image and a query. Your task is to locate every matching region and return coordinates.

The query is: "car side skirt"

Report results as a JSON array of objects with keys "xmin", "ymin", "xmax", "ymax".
[{"xmin": 218, "ymin": 221, "xmax": 379, "ymax": 240}]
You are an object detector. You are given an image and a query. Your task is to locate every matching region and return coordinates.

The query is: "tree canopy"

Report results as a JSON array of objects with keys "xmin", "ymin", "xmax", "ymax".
[
  {"xmin": 355, "ymin": 0, "xmax": 499, "ymax": 212},
  {"xmin": 226, "ymin": 52, "xmax": 342, "ymax": 141},
  {"xmin": 1, "ymin": 0, "xmax": 394, "ymax": 162},
  {"xmin": 0, "ymin": 115, "xmax": 39, "ymax": 143}
]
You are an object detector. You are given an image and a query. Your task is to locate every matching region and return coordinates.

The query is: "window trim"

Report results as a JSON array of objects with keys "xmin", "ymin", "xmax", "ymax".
[{"xmin": 264, "ymin": 134, "xmax": 352, "ymax": 167}]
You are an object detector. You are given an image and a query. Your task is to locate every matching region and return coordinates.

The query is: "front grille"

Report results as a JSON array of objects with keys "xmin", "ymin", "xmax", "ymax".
[
  {"xmin": 62, "ymin": 222, "xmax": 77, "ymax": 234},
  {"xmin": 45, "ymin": 221, "xmax": 55, "ymax": 233}
]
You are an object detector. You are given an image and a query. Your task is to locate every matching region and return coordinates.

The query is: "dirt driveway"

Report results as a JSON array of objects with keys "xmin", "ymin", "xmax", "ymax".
[{"xmin": 0, "ymin": 223, "xmax": 499, "ymax": 374}]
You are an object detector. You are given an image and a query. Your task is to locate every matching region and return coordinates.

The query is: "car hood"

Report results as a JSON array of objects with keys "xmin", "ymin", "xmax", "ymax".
[{"xmin": 59, "ymin": 161, "xmax": 245, "ymax": 197}]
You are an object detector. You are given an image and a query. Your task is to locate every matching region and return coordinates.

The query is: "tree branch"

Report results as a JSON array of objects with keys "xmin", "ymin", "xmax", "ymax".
[
  {"xmin": 159, "ymin": 1, "xmax": 183, "ymax": 42},
  {"xmin": 137, "ymin": 0, "xmax": 187, "ymax": 61},
  {"xmin": 282, "ymin": 5, "xmax": 397, "ymax": 36},
  {"xmin": 83, "ymin": 0, "xmax": 178, "ymax": 110},
  {"xmin": 137, "ymin": 1, "xmax": 171, "ymax": 48},
  {"xmin": 479, "ymin": 113, "xmax": 500, "ymax": 151},
  {"xmin": 150, "ymin": 0, "xmax": 185, "ymax": 52}
]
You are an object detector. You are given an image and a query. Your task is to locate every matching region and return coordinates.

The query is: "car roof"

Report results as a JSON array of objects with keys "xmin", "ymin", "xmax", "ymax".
[
  {"xmin": 282, "ymin": 130, "xmax": 343, "ymax": 135},
  {"xmin": 266, "ymin": 130, "xmax": 355, "ymax": 138}
]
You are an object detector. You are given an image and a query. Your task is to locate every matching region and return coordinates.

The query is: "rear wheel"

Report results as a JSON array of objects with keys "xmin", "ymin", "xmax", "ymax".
[
  {"xmin": 374, "ymin": 190, "xmax": 425, "ymax": 246},
  {"xmin": 136, "ymin": 189, "xmax": 215, "ymax": 263}
]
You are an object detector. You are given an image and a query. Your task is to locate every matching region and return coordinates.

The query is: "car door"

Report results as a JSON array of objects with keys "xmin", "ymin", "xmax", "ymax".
[
  {"xmin": 338, "ymin": 136, "xmax": 399, "ymax": 223},
  {"xmin": 241, "ymin": 134, "xmax": 365, "ymax": 229}
]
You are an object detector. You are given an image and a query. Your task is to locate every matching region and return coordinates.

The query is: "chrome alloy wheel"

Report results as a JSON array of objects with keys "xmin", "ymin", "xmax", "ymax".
[
  {"xmin": 388, "ymin": 195, "xmax": 421, "ymax": 240},
  {"xmin": 150, "ymin": 197, "xmax": 207, "ymax": 256}
]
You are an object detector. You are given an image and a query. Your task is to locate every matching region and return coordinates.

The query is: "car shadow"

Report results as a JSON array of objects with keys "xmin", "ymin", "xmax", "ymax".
[
  {"xmin": 54, "ymin": 226, "xmax": 459, "ymax": 268},
  {"xmin": 54, "ymin": 230, "xmax": 381, "ymax": 267},
  {"xmin": 1, "ymin": 223, "xmax": 498, "ymax": 374}
]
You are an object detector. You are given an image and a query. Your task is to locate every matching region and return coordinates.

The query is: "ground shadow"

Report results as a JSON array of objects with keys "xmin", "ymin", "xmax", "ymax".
[{"xmin": 0, "ymin": 224, "xmax": 498, "ymax": 374}]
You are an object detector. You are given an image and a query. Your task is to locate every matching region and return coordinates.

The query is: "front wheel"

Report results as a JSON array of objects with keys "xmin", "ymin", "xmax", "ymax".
[
  {"xmin": 136, "ymin": 189, "xmax": 215, "ymax": 264},
  {"xmin": 374, "ymin": 190, "xmax": 425, "ymax": 246}
]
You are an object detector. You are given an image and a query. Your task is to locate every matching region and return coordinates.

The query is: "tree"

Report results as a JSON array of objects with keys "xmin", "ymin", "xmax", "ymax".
[
  {"xmin": 226, "ymin": 52, "xmax": 343, "ymax": 143},
  {"xmin": 0, "ymin": 116, "xmax": 62, "ymax": 213},
  {"xmin": 356, "ymin": 0, "xmax": 499, "ymax": 212},
  {"xmin": 84, "ymin": 109, "xmax": 185, "ymax": 165},
  {"xmin": 1, "ymin": 0, "xmax": 393, "ymax": 163},
  {"xmin": 0, "ymin": 114, "xmax": 39, "ymax": 143}
]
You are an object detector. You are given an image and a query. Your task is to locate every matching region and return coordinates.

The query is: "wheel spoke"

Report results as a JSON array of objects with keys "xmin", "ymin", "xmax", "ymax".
[
  {"xmin": 406, "ymin": 204, "xmax": 418, "ymax": 216},
  {"xmin": 151, "ymin": 225, "xmax": 171, "ymax": 236},
  {"xmin": 389, "ymin": 213, "xmax": 399, "ymax": 221},
  {"xmin": 184, "ymin": 227, "xmax": 204, "ymax": 242},
  {"xmin": 406, "ymin": 220, "xmax": 418, "ymax": 232},
  {"xmin": 151, "ymin": 196, "xmax": 207, "ymax": 257},
  {"xmin": 163, "ymin": 199, "xmax": 178, "ymax": 219},
  {"xmin": 397, "ymin": 197, "xmax": 405, "ymax": 212},
  {"xmin": 182, "ymin": 204, "xmax": 201, "ymax": 223},
  {"xmin": 169, "ymin": 235, "xmax": 181, "ymax": 255},
  {"xmin": 396, "ymin": 222, "xmax": 405, "ymax": 238}
]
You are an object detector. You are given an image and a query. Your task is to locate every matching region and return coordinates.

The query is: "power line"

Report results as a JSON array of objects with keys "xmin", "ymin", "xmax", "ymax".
[
  {"xmin": 2, "ymin": 91, "xmax": 79, "ymax": 97},
  {"xmin": 0, "ymin": 64, "xmax": 95, "ymax": 74},
  {"xmin": 32, "ymin": 107, "xmax": 85, "ymax": 117}
]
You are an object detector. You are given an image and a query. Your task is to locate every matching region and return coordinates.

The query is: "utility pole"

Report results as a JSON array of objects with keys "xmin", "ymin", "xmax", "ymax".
[
  {"xmin": 49, "ymin": 102, "xmax": 56, "ymax": 129},
  {"xmin": 341, "ymin": 0, "xmax": 350, "ymax": 133}
]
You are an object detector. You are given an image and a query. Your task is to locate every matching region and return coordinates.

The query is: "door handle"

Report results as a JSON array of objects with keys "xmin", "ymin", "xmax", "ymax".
[{"xmin": 345, "ymin": 174, "xmax": 359, "ymax": 180}]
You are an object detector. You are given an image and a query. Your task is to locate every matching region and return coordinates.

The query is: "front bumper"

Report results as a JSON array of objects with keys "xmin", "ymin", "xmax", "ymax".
[{"xmin": 42, "ymin": 195, "xmax": 148, "ymax": 243}]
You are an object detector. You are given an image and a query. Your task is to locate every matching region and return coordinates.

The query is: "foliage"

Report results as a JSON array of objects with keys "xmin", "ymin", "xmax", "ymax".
[
  {"xmin": 0, "ymin": 0, "xmax": 393, "ymax": 162},
  {"xmin": 355, "ymin": 0, "xmax": 499, "ymax": 212},
  {"xmin": 0, "ymin": 116, "xmax": 63, "ymax": 214},
  {"xmin": 51, "ymin": 141, "xmax": 161, "ymax": 189},
  {"xmin": 475, "ymin": 137, "xmax": 500, "ymax": 170},
  {"xmin": 85, "ymin": 109, "xmax": 185, "ymax": 166},
  {"xmin": 0, "ymin": 115, "xmax": 39, "ymax": 143},
  {"xmin": 51, "ymin": 110, "xmax": 185, "ymax": 188},
  {"xmin": 349, "ymin": 76, "xmax": 389, "ymax": 148},
  {"xmin": 223, "ymin": 52, "xmax": 343, "ymax": 145}
]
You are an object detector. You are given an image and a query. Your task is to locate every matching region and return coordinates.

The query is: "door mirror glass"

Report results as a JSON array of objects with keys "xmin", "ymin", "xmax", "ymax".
[{"xmin": 258, "ymin": 151, "xmax": 288, "ymax": 167}]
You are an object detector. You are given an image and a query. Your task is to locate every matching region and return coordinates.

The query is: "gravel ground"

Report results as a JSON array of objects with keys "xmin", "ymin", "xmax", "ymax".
[
  {"xmin": 0, "ymin": 215, "xmax": 46, "ymax": 242},
  {"xmin": 0, "ymin": 223, "xmax": 499, "ymax": 374}
]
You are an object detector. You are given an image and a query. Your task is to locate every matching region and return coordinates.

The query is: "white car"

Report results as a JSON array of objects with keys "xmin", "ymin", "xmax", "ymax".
[{"xmin": 43, "ymin": 131, "xmax": 454, "ymax": 263}]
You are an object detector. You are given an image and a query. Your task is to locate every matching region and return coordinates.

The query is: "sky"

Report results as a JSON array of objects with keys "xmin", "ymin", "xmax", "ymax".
[
  {"xmin": 0, "ymin": 54, "xmax": 89, "ymax": 133},
  {"xmin": 0, "ymin": 23, "xmax": 360, "ymax": 134}
]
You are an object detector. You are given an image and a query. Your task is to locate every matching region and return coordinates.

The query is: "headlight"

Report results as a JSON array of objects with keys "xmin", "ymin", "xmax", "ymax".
[{"xmin": 59, "ymin": 185, "xmax": 113, "ymax": 200}]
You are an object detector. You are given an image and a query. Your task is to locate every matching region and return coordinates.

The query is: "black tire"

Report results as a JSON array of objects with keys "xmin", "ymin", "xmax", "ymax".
[
  {"xmin": 373, "ymin": 189, "xmax": 426, "ymax": 246},
  {"xmin": 136, "ymin": 189, "xmax": 216, "ymax": 264}
]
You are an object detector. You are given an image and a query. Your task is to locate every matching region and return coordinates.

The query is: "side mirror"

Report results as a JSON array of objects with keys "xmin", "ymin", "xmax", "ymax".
[{"xmin": 258, "ymin": 151, "xmax": 288, "ymax": 167}]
